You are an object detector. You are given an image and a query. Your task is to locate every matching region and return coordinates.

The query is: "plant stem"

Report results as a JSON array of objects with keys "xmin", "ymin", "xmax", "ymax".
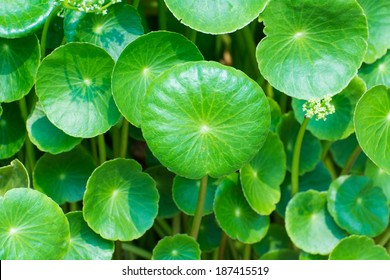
[
  {"xmin": 340, "ymin": 145, "xmax": 362, "ymax": 176},
  {"xmin": 120, "ymin": 120, "xmax": 129, "ymax": 158},
  {"xmin": 323, "ymin": 154, "xmax": 338, "ymax": 180},
  {"xmin": 243, "ymin": 244, "xmax": 252, "ymax": 260},
  {"xmin": 321, "ymin": 141, "xmax": 332, "ymax": 160},
  {"xmin": 158, "ymin": 0, "xmax": 167, "ymax": 30},
  {"xmin": 41, "ymin": 5, "xmax": 62, "ymax": 58},
  {"xmin": 291, "ymin": 117, "xmax": 309, "ymax": 197},
  {"xmin": 187, "ymin": 28, "xmax": 197, "ymax": 44},
  {"xmin": 378, "ymin": 227, "xmax": 390, "ymax": 247},
  {"xmin": 133, "ymin": 0, "xmax": 140, "ymax": 9},
  {"xmin": 90, "ymin": 138, "xmax": 98, "ymax": 165},
  {"xmin": 19, "ymin": 98, "xmax": 36, "ymax": 172},
  {"xmin": 279, "ymin": 93, "xmax": 288, "ymax": 113},
  {"xmin": 97, "ymin": 134, "xmax": 106, "ymax": 165},
  {"xmin": 153, "ymin": 222, "xmax": 167, "ymax": 239},
  {"xmin": 190, "ymin": 175, "xmax": 208, "ymax": 239},
  {"xmin": 122, "ymin": 243, "xmax": 152, "ymax": 259},
  {"xmin": 218, "ymin": 233, "xmax": 228, "ymax": 260},
  {"xmin": 172, "ymin": 213, "xmax": 181, "ymax": 234},
  {"xmin": 114, "ymin": 241, "xmax": 122, "ymax": 260},
  {"xmin": 227, "ymin": 238, "xmax": 239, "ymax": 260},
  {"xmin": 265, "ymin": 82, "xmax": 274, "ymax": 99},
  {"xmin": 112, "ymin": 125, "xmax": 120, "ymax": 158},
  {"xmin": 241, "ymin": 26, "xmax": 258, "ymax": 76},
  {"xmin": 69, "ymin": 202, "xmax": 78, "ymax": 211},
  {"xmin": 156, "ymin": 218, "xmax": 172, "ymax": 236}
]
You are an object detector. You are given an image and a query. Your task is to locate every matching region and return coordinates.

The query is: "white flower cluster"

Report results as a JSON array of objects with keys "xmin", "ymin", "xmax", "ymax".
[
  {"xmin": 56, "ymin": 0, "xmax": 121, "ymax": 15},
  {"xmin": 302, "ymin": 95, "xmax": 335, "ymax": 121}
]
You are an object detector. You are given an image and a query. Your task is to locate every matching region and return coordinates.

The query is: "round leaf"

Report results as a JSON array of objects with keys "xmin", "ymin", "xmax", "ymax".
[
  {"xmin": 329, "ymin": 235, "xmax": 390, "ymax": 260},
  {"xmin": 0, "ymin": 35, "xmax": 40, "ymax": 102},
  {"xmin": 0, "ymin": 0, "xmax": 57, "ymax": 38},
  {"xmin": 36, "ymin": 42, "xmax": 120, "ymax": 138},
  {"xmin": 33, "ymin": 147, "xmax": 96, "ymax": 205},
  {"xmin": 27, "ymin": 103, "xmax": 82, "ymax": 154},
  {"xmin": 292, "ymin": 77, "xmax": 366, "ymax": 141},
  {"xmin": 0, "ymin": 159, "xmax": 29, "ymax": 196},
  {"xmin": 214, "ymin": 174, "xmax": 270, "ymax": 244},
  {"xmin": 64, "ymin": 211, "xmax": 114, "ymax": 260},
  {"xmin": 0, "ymin": 102, "xmax": 25, "ymax": 160},
  {"xmin": 355, "ymin": 85, "xmax": 390, "ymax": 173},
  {"xmin": 285, "ymin": 190, "xmax": 347, "ymax": 255},
  {"xmin": 83, "ymin": 159, "xmax": 158, "ymax": 241},
  {"xmin": 164, "ymin": 0, "xmax": 268, "ymax": 34},
  {"xmin": 359, "ymin": 51, "xmax": 390, "ymax": 89},
  {"xmin": 64, "ymin": 3, "xmax": 144, "ymax": 60},
  {"xmin": 152, "ymin": 234, "xmax": 200, "ymax": 260},
  {"xmin": 256, "ymin": 0, "xmax": 368, "ymax": 100},
  {"xmin": 172, "ymin": 176, "xmax": 218, "ymax": 216},
  {"xmin": 240, "ymin": 131, "xmax": 286, "ymax": 215},
  {"xmin": 0, "ymin": 188, "xmax": 70, "ymax": 259},
  {"xmin": 112, "ymin": 31, "xmax": 203, "ymax": 127},
  {"xmin": 327, "ymin": 175, "xmax": 389, "ymax": 237},
  {"xmin": 142, "ymin": 61, "xmax": 270, "ymax": 179},
  {"xmin": 365, "ymin": 160, "xmax": 390, "ymax": 204}
]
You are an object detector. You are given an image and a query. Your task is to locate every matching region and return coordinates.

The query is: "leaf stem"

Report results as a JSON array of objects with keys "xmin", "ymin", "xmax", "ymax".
[
  {"xmin": 187, "ymin": 28, "xmax": 197, "ymax": 44},
  {"xmin": 112, "ymin": 125, "xmax": 120, "ymax": 158},
  {"xmin": 172, "ymin": 213, "xmax": 181, "ymax": 234},
  {"xmin": 241, "ymin": 26, "xmax": 259, "ymax": 78},
  {"xmin": 90, "ymin": 138, "xmax": 98, "ymax": 165},
  {"xmin": 218, "ymin": 233, "xmax": 227, "ymax": 260},
  {"xmin": 114, "ymin": 241, "xmax": 122, "ymax": 260},
  {"xmin": 378, "ymin": 227, "xmax": 390, "ymax": 247},
  {"xmin": 41, "ymin": 5, "xmax": 62, "ymax": 58},
  {"xmin": 291, "ymin": 117, "xmax": 309, "ymax": 197},
  {"xmin": 158, "ymin": 0, "xmax": 167, "ymax": 30},
  {"xmin": 122, "ymin": 243, "xmax": 152, "ymax": 259},
  {"xmin": 133, "ymin": 0, "xmax": 141, "ymax": 9},
  {"xmin": 323, "ymin": 154, "xmax": 338, "ymax": 180},
  {"xmin": 19, "ymin": 98, "xmax": 36, "ymax": 172},
  {"xmin": 97, "ymin": 134, "xmax": 106, "ymax": 165},
  {"xmin": 156, "ymin": 218, "xmax": 172, "ymax": 236},
  {"xmin": 243, "ymin": 244, "xmax": 252, "ymax": 260},
  {"xmin": 120, "ymin": 120, "xmax": 129, "ymax": 158},
  {"xmin": 340, "ymin": 145, "xmax": 362, "ymax": 176},
  {"xmin": 265, "ymin": 82, "xmax": 274, "ymax": 99},
  {"xmin": 190, "ymin": 175, "xmax": 208, "ymax": 239}
]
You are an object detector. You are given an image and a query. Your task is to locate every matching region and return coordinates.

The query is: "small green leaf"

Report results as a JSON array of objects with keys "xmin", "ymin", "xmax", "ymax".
[
  {"xmin": 257, "ymin": 0, "xmax": 368, "ymax": 100},
  {"xmin": 33, "ymin": 147, "xmax": 96, "ymax": 205},
  {"xmin": 0, "ymin": 188, "xmax": 70, "ymax": 259},
  {"xmin": 36, "ymin": 42, "xmax": 120, "ymax": 138},
  {"xmin": 285, "ymin": 190, "xmax": 347, "ymax": 255},
  {"xmin": 240, "ymin": 131, "xmax": 286, "ymax": 215},
  {"xmin": 365, "ymin": 160, "xmax": 390, "ymax": 204},
  {"xmin": 164, "ymin": 0, "xmax": 268, "ymax": 34},
  {"xmin": 141, "ymin": 61, "xmax": 270, "ymax": 179},
  {"xmin": 327, "ymin": 175, "xmax": 389, "ymax": 237},
  {"xmin": 0, "ymin": 35, "xmax": 40, "ymax": 102},
  {"xmin": 214, "ymin": 174, "xmax": 270, "ymax": 244},
  {"xmin": 355, "ymin": 85, "xmax": 390, "ymax": 173},
  {"xmin": 359, "ymin": 52, "xmax": 390, "ymax": 89},
  {"xmin": 83, "ymin": 159, "xmax": 158, "ymax": 241},
  {"xmin": 64, "ymin": 211, "xmax": 114, "ymax": 260},
  {"xmin": 0, "ymin": 159, "xmax": 29, "ymax": 196},
  {"xmin": 152, "ymin": 234, "xmax": 201, "ymax": 260},
  {"xmin": 329, "ymin": 235, "xmax": 390, "ymax": 260}
]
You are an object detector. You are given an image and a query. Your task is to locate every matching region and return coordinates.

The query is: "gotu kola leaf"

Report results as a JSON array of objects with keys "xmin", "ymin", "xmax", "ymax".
[{"xmin": 152, "ymin": 234, "xmax": 201, "ymax": 260}]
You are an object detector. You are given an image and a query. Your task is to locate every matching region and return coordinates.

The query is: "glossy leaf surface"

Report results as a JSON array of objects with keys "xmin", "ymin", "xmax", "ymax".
[
  {"xmin": 152, "ymin": 234, "xmax": 200, "ymax": 260},
  {"xmin": 359, "ymin": 52, "xmax": 390, "ymax": 89},
  {"xmin": 0, "ymin": 159, "xmax": 29, "ymax": 196},
  {"xmin": 0, "ymin": 103, "xmax": 25, "ymax": 159}
]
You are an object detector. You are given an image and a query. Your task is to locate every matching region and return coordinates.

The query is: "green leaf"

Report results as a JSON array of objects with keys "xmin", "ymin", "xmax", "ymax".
[
  {"xmin": 35, "ymin": 42, "xmax": 120, "ymax": 138},
  {"xmin": 365, "ymin": 160, "xmax": 390, "ymax": 204},
  {"xmin": 64, "ymin": 211, "xmax": 114, "ymax": 260},
  {"xmin": 27, "ymin": 103, "xmax": 82, "ymax": 154},
  {"xmin": 83, "ymin": 159, "xmax": 158, "ymax": 241},
  {"xmin": 299, "ymin": 251, "xmax": 327, "ymax": 260},
  {"xmin": 292, "ymin": 77, "xmax": 366, "ymax": 141},
  {"xmin": 357, "ymin": 0, "xmax": 390, "ymax": 64},
  {"xmin": 253, "ymin": 224, "xmax": 291, "ymax": 257},
  {"xmin": 354, "ymin": 85, "xmax": 390, "ymax": 173},
  {"xmin": 257, "ymin": 0, "xmax": 368, "ymax": 100},
  {"xmin": 329, "ymin": 235, "xmax": 390, "ymax": 260},
  {"xmin": 152, "ymin": 234, "xmax": 201, "ymax": 260},
  {"xmin": 214, "ymin": 174, "xmax": 270, "ymax": 244},
  {"xmin": 240, "ymin": 131, "xmax": 286, "ymax": 215},
  {"xmin": 260, "ymin": 249, "xmax": 299, "ymax": 260},
  {"xmin": 285, "ymin": 190, "xmax": 347, "ymax": 255},
  {"xmin": 64, "ymin": 3, "xmax": 143, "ymax": 61},
  {"xmin": 327, "ymin": 175, "xmax": 389, "ymax": 237},
  {"xmin": 197, "ymin": 214, "xmax": 222, "ymax": 252},
  {"xmin": 277, "ymin": 112, "xmax": 322, "ymax": 175},
  {"xmin": 0, "ymin": 0, "xmax": 57, "ymax": 38},
  {"xmin": 0, "ymin": 35, "xmax": 40, "ymax": 102},
  {"xmin": 359, "ymin": 51, "xmax": 390, "ymax": 89},
  {"xmin": 0, "ymin": 188, "xmax": 70, "ymax": 259},
  {"xmin": 172, "ymin": 176, "xmax": 218, "ymax": 216},
  {"xmin": 145, "ymin": 165, "xmax": 179, "ymax": 218},
  {"xmin": 0, "ymin": 159, "xmax": 29, "ymax": 196},
  {"xmin": 33, "ymin": 147, "xmax": 96, "ymax": 205},
  {"xmin": 112, "ymin": 31, "xmax": 203, "ymax": 127},
  {"xmin": 164, "ymin": 0, "xmax": 268, "ymax": 34},
  {"xmin": 0, "ymin": 102, "xmax": 25, "ymax": 160},
  {"xmin": 268, "ymin": 97, "xmax": 282, "ymax": 132},
  {"xmin": 142, "ymin": 61, "xmax": 270, "ymax": 179}
]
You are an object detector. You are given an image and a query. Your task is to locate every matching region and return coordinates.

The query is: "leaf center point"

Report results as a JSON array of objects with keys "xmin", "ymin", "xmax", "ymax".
[
  {"xmin": 200, "ymin": 124, "xmax": 210, "ymax": 134},
  {"xmin": 293, "ymin": 32, "xmax": 305, "ymax": 40}
]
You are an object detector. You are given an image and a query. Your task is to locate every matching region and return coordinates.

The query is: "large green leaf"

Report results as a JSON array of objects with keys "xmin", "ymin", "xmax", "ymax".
[
  {"xmin": 359, "ymin": 52, "xmax": 390, "ymax": 89},
  {"xmin": 0, "ymin": 102, "xmax": 25, "ymax": 160},
  {"xmin": 0, "ymin": 159, "xmax": 29, "ymax": 196},
  {"xmin": 257, "ymin": 0, "xmax": 368, "ymax": 100},
  {"xmin": 240, "ymin": 132, "xmax": 286, "ymax": 215},
  {"xmin": 64, "ymin": 211, "xmax": 114, "ymax": 260},
  {"xmin": 35, "ymin": 42, "xmax": 120, "ymax": 138},
  {"xmin": 354, "ymin": 85, "xmax": 390, "ymax": 173},
  {"xmin": 0, "ymin": 0, "xmax": 57, "ymax": 38},
  {"xmin": 152, "ymin": 234, "xmax": 201, "ymax": 260},
  {"xmin": 0, "ymin": 188, "xmax": 70, "ymax": 259},
  {"xmin": 0, "ymin": 35, "xmax": 40, "ymax": 102},
  {"xmin": 142, "ymin": 61, "xmax": 270, "ymax": 179},
  {"xmin": 33, "ymin": 147, "xmax": 96, "ymax": 205},
  {"xmin": 112, "ymin": 31, "xmax": 203, "ymax": 127},
  {"xmin": 83, "ymin": 159, "xmax": 158, "ymax": 241},
  {"xmin": 64, "ymin": 3, "xmax": 143, "ymax": 61},
  {"xmin": 292, "ymin": 77, "xmax": 366, "ymax": 141},
  {"xmin": 285, "ymin": 190, "xmax": 347, "ymax": 255},
  {"xmin": 357, "ymin": 0, "xmax": 390, "ymax": 64},
  {"xmin": 27, "ymin": 103, "xmax": 82, "ymax": 154},
  {"xmin": 164, "ymin": 0, "xmax": 268, "ymax": 34},
  {"xmin": 327, "ymin": 175, "xmax": 389, "ymax": 237}
]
